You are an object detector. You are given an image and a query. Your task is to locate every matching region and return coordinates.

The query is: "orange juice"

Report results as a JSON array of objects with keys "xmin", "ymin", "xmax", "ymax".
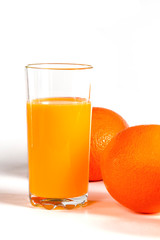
[{"xmin": 27, "ymin": 97, "xmax": 91, "ymax": 199}]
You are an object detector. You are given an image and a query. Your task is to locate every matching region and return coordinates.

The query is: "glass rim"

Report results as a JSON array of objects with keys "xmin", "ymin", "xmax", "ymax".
[{"xmin": 25, "ymin": 63, "xmax": 93, "ymax": 70}]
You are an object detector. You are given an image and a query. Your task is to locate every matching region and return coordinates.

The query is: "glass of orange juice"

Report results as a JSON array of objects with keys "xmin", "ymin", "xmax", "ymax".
[{"xmin": 25, "ymin": 63, "xmax": 93, "ymax": 209}]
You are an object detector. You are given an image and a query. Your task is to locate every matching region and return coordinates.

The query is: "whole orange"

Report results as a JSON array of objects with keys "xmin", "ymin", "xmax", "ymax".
[
  {"xmin": 101, "ymin": 125, "xmax": 160, "ymax": 214},
  {"xmin": 89, "ymin": 107, "xmax": 128, "ymax": 181}
]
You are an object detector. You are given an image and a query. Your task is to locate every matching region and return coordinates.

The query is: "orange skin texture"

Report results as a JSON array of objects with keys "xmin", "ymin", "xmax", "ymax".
[
  {"xmin": 89, "ymin": 107, "xmax": 128, "ymax": 181},
  {"xmin": 101, "ymin": 125, "xmax": 160, "ymax": 214}
]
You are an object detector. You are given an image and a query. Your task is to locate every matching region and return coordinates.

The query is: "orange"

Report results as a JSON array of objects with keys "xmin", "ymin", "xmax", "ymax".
[
  {"xmin": 89, "ymin": 107, "xmax": 128, "ymax": 181},
  {"xmin": 101, "ymin": 125, "xmax": 160, "ymax": 214}
]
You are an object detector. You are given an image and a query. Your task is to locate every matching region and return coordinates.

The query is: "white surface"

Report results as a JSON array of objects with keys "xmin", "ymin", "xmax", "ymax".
[
  {"xmin": 0, "ymin": 0, "xmax": 160, "ymax": 239},
  {"xmin": 0, "ymin": 152, "xmax": 160, "ymax": 240}
]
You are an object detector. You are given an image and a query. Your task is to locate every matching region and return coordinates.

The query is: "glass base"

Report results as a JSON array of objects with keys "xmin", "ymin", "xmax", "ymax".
[{"xmin": 29, "ymin": 193, "xmax": 88, "ymax": 210}]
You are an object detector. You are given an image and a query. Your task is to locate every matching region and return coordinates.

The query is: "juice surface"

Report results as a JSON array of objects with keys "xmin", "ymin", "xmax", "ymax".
[{"xmin": 27, "ymin": 97, "xmax": 91, "ymax": 198}]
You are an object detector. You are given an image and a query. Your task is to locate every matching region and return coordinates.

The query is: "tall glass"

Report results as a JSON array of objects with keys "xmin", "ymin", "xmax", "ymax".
[{"xmin": 25, "ymin": 63, "xmax": 93, "ymax": 209}]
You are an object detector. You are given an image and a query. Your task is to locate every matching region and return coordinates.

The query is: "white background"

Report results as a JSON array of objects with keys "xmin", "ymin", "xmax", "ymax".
[{"xmin": 0, "ymin": 0, "xmax": 160, "ymax": 239}]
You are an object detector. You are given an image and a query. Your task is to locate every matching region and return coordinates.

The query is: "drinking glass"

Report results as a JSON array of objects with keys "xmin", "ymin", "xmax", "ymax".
[{"xmin": 25, "ymin": 63, "xmax": 93, "ymax": 209}]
